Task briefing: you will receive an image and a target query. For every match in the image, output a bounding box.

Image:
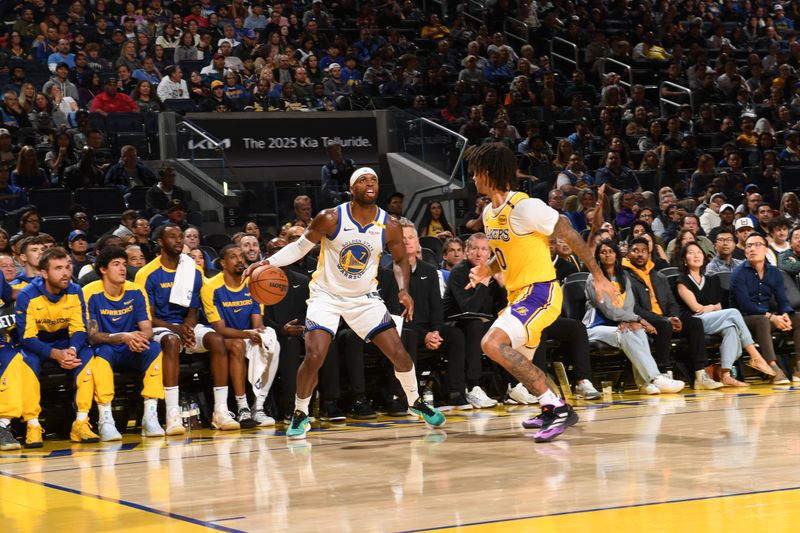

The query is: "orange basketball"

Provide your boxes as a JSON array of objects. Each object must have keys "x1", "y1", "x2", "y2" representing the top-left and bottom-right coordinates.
[{"x1": 249, "y1": 265, "x2": 289, "y2": 305}]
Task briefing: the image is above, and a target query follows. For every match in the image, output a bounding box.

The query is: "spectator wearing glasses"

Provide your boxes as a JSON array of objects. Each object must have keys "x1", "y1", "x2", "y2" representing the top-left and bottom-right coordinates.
[
  {"x1": 730, "y1": 232, "x2": 800, "y2": 384},
  {"x1": 706, "y1": 229, "x2": 743, "y2": 275}
]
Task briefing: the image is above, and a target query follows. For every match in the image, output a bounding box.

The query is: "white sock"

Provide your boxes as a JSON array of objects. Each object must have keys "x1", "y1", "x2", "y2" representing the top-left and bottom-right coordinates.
[
  {"x1": 295, "y1": 395, "x2": 311, "y2": 415},
  {"x1": 235, "y1": 395, "x2": 248, "y2": 410},
  {"x1": 254, "y1": 392, "x2": 268, "y2": 410},
  {"x1": 213, "y1": 386, "x2": 229, "y2": 410},
  {"x1": 165, "y1": 386, "x2": 179, "y2": 410},
  {"x1": 0, "y1": 418, "x2": 9, "y2": 428},
  {"x1": 98, "y1": 403, "x2": 113, "y2": 423},
  {"x1": 144, "y1": 398, "x2": 158, "y2": 417},
  {"x1": 27, "y1": 419, "x2": 40, "y2": 427},
  {"x1": 76, "y1": 412, "x2": 88, "y2": 421},
  {"x1": 537, "y1": 389, "x2": 563, "y2": 408},
  {"x1": 395, "y1": 366, "x2": 419, "y2": 405}
]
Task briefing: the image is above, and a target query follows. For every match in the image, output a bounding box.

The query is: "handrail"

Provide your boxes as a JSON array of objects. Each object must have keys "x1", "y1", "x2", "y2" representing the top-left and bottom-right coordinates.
[
  {"x1": 600, "y1": 57, "x2": 633, "y2": 90},
  {"x1": 503, "y1": 17, "x2": 530, "y2": 47},
  {"x1": 550, "y1": 37, "x2": 580, "y2": 72},
  {"x1": 659, "y1": 81, "x2": 693, "y2": 115},
  {"x1": 175, "y1": 118, "x2": 236, "y2": 193},
  {"x1": 404, "y1": 117, "x2": 468, "y2": 217},
  {"x1": 176, "y1": 119, "x2": 225, "y2": 151}
]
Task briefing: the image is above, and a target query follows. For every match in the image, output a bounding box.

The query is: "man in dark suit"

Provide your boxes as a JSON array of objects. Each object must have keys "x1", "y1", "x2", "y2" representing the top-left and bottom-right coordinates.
[
  {"x1": 443, "y1": 232, "x2": 526, "y2": 404},
  {"x1": 399, "y1": 221, "x2": 471, "y2": 408}
]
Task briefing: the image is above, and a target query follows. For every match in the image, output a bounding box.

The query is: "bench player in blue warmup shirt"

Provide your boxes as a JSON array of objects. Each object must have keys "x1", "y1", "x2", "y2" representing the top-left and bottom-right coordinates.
[
  {"x1": 135, "y1": 225, "x2": 237, "y2": 435},
  {"x1": 83, "y1": 247, "x2": 165, "y2": 441},
  {"x1": 202, "y1": 244, "x2": 279, "y2": 428},
  {"x1": 15, "y1": 247, "x2": 99, "y2": 446}
]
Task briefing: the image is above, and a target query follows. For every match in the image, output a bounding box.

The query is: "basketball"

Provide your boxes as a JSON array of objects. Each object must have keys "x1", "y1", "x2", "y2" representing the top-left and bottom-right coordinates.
[{"x1": 248, "y1": 265, "x2": 289, "y2": 305}]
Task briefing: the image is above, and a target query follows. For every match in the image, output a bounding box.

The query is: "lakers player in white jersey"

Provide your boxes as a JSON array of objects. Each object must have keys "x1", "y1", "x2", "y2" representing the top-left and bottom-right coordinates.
[
  {"x1": 245, "y1": 168, "x2": 445, "y2": 439},
  {"x1": 465, "y1": 143, "x2": 618, "y2": 442}
]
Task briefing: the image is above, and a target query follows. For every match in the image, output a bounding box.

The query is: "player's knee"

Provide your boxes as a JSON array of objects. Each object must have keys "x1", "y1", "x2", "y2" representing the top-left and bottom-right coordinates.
[
  {"x1": 161, "y1": 335, "x2": 182, "y2": 356},
  {"x1": 205, "y1": 332, "x2": 225, "y2": 352},
  {"x1": 480, "y1": 335, "x2": 498, "y2": 359},
  {"x1": 228, "y1": 339, "x2": 246, "y2": 357},
  {"x1": 302, "y1": 350, "x2": 326, "y2": 371}
]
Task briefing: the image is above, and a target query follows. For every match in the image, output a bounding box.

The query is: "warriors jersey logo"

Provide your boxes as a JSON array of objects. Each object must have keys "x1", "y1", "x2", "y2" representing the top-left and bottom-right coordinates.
[{"x1": 338, "y1": 242, "x2": 372, "y2": 278}]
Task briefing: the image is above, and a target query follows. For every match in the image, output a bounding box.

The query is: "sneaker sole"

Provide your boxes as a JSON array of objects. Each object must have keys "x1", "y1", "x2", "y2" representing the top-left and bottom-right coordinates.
[
  {"x1": 212, "y1": 423, "x2": 241, "y2": 431},
  {"x1": 24, "y1": 441, "x2": 43, "y2": 449},
  {"x1": 100, "y1": 434, "x2": 122, "y2": 442},
  {"x1": 165, "y1": 426, "x2": 187, "y2": 436},
  {"x1": 71, "y1": 436, "x2": 100, "y2": 443},
  {"x1": 141, "y1": 431, "x2": 166, "y2": 438},
  {"x1": 239, "y1": 420, "x2": 258, "y2": 429},
  {"x1": 1, "y1": 443, "x2": 22, "y2": 451}
]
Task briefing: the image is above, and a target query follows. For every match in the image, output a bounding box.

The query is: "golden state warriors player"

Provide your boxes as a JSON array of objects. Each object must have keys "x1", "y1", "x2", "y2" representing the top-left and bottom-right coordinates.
[
  {"x1": 245, "y1": 167, "x2": 445, "y2": 439},
  {"x1": 465, "y1": 144, "x2": 618, "y2": 442}
]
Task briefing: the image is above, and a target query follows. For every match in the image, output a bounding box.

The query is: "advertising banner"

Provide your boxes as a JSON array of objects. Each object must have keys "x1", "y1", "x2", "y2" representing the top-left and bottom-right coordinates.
[{"x1": 185, "y1": 113, "x2": 380, "y2": 167}]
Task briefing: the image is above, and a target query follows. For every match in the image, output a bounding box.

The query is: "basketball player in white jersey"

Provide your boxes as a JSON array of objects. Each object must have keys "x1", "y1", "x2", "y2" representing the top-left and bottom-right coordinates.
[{"x1": 245, "y1": 168, "x2": 445, "y2": 439}]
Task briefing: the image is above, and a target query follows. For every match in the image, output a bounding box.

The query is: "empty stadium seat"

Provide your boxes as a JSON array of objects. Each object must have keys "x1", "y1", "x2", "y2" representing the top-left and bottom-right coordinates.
[
  {"x1": 74, "y1": 187, "x2": 126, "y2": 216},
  {"x1": 29, "y1": 188, "x2": 73, "y2": 216},
  {"x1": 41, "y1": 216, "x2": 73, "y2": 243}
]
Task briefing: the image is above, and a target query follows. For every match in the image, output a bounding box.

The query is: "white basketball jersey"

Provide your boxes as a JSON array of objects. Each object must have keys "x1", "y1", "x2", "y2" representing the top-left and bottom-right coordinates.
[{"x1": 311, "y1": 203, "x2": 388, "y2": 298}]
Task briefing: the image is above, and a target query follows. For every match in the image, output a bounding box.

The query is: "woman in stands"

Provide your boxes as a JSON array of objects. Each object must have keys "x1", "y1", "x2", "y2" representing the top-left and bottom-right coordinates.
[
  {"x1": 6, "y1": 31, "x2": 32, "y2": 61},
  {"x1": 132, "y1": 80, "x2": 162, "y2": 113},
  {"x1": 156, "y1": 23, "x2": 180, "y2": 50},
  {"x1": 152, "y1": 45, "x2": 172, "y2": 73},
  {"x1": 669, "y1": 229, "x2": 697, "y2": 266},
  {"x1": 639, "y1": 150, "x2": 661, "y2": 170},
  {"x1": 418, "y1": 200, "x2": 455, "y2": 240},
  {"x1": 188, "y1": 71, "x2": 208, "y2": 102},
  {"x1": 11, "y1": 146, "x2": 49, "y2": 190},
  {"x1": 625, "y1": 106, "x2": 649, "y2": 137},
  {"x1": 116, "y1": 40, "x2": 141, "y2": 71},
  {"x1": 78, "y1": 72, "x2": 104, "y2": 109},
  {"x1": 675, "y1": 242, "x2": 774, "y2": 386},
  {"x1": 17, "y1": 83, "x2": 37, "y2": 113},
  {"x1": 552, "y1": 140, "x2": 574, "y2": 172},
  {"x1": 689, "y1": 153, "x2": 718, "y2": 197},
  {"x1": 44, "y1": 132, "x2": 77, "y2": 186},
  {"x1": 174, "y1": 31, "x2": 200, "y2": 63},
  {"x1": 780, "y1": 192, "x2": 800, "y2": 226},
  {"x1": 693, "y1": 103, "x2": 719, "y2": 134},
  {"x1": 583, "y1": 240, "x2": 684, "y2": 395},
  {"x1": 304, "y1": 55, "x2": 324, "y2": 84},
  {"x1": 638, "y1": 119, "x2": 663, "y2": 151},
  {"x1": 0, "y1": 229, "x2": 11, "y2": 255}
]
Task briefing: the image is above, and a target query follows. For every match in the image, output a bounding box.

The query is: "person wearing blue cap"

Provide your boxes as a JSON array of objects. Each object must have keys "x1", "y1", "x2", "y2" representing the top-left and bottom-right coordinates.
[{"x1": 67, "y1": 230, "x2": 93, "y2": 282}]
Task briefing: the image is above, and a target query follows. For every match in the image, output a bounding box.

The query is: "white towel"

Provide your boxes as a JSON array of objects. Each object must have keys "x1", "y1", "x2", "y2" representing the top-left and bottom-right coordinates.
[
  {"x1": 245, "y1": 328, "x2": 281, "y2": 394},
  {"x1": 169, "y1": 254, "x2": 196, "y2": 308}
]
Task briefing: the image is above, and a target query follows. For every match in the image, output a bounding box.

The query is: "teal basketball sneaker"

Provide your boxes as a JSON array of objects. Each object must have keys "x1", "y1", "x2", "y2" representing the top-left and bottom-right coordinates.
[
  {"x1": 286, "y1": 410, "x2": 311, "y2": 439},
  {"x1": 409, "y1": 398, "x2": 446, "y2": 427}
]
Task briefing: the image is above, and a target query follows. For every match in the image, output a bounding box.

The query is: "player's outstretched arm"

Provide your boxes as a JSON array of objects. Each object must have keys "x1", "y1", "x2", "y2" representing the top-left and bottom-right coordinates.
[
  {"x1": 551, "y1": 215, "x2": 620, "y2": 305},
  {"x1": 244, "y1": 208, "x2": 338, "y2": 277},
  {"x1": 385, "y1": 216, "x2": 414, "y2": 321}
]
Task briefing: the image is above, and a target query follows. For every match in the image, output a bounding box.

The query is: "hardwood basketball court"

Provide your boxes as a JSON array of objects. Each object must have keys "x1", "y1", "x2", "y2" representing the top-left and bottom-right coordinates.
[{"x1": 2, "y1": 385, "x2": 800, "y2": 532}]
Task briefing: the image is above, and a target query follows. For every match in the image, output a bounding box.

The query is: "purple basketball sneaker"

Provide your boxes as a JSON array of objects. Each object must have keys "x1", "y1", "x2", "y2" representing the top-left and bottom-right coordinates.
[{"x1": 533, "y1": 403, "x2": 579, "y2": 442}]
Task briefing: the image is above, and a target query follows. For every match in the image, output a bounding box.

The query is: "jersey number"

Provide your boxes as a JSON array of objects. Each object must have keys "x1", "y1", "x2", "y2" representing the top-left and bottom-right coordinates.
[{"x1": 493, "y1": 248, "x2": 507, "y2": 269}]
